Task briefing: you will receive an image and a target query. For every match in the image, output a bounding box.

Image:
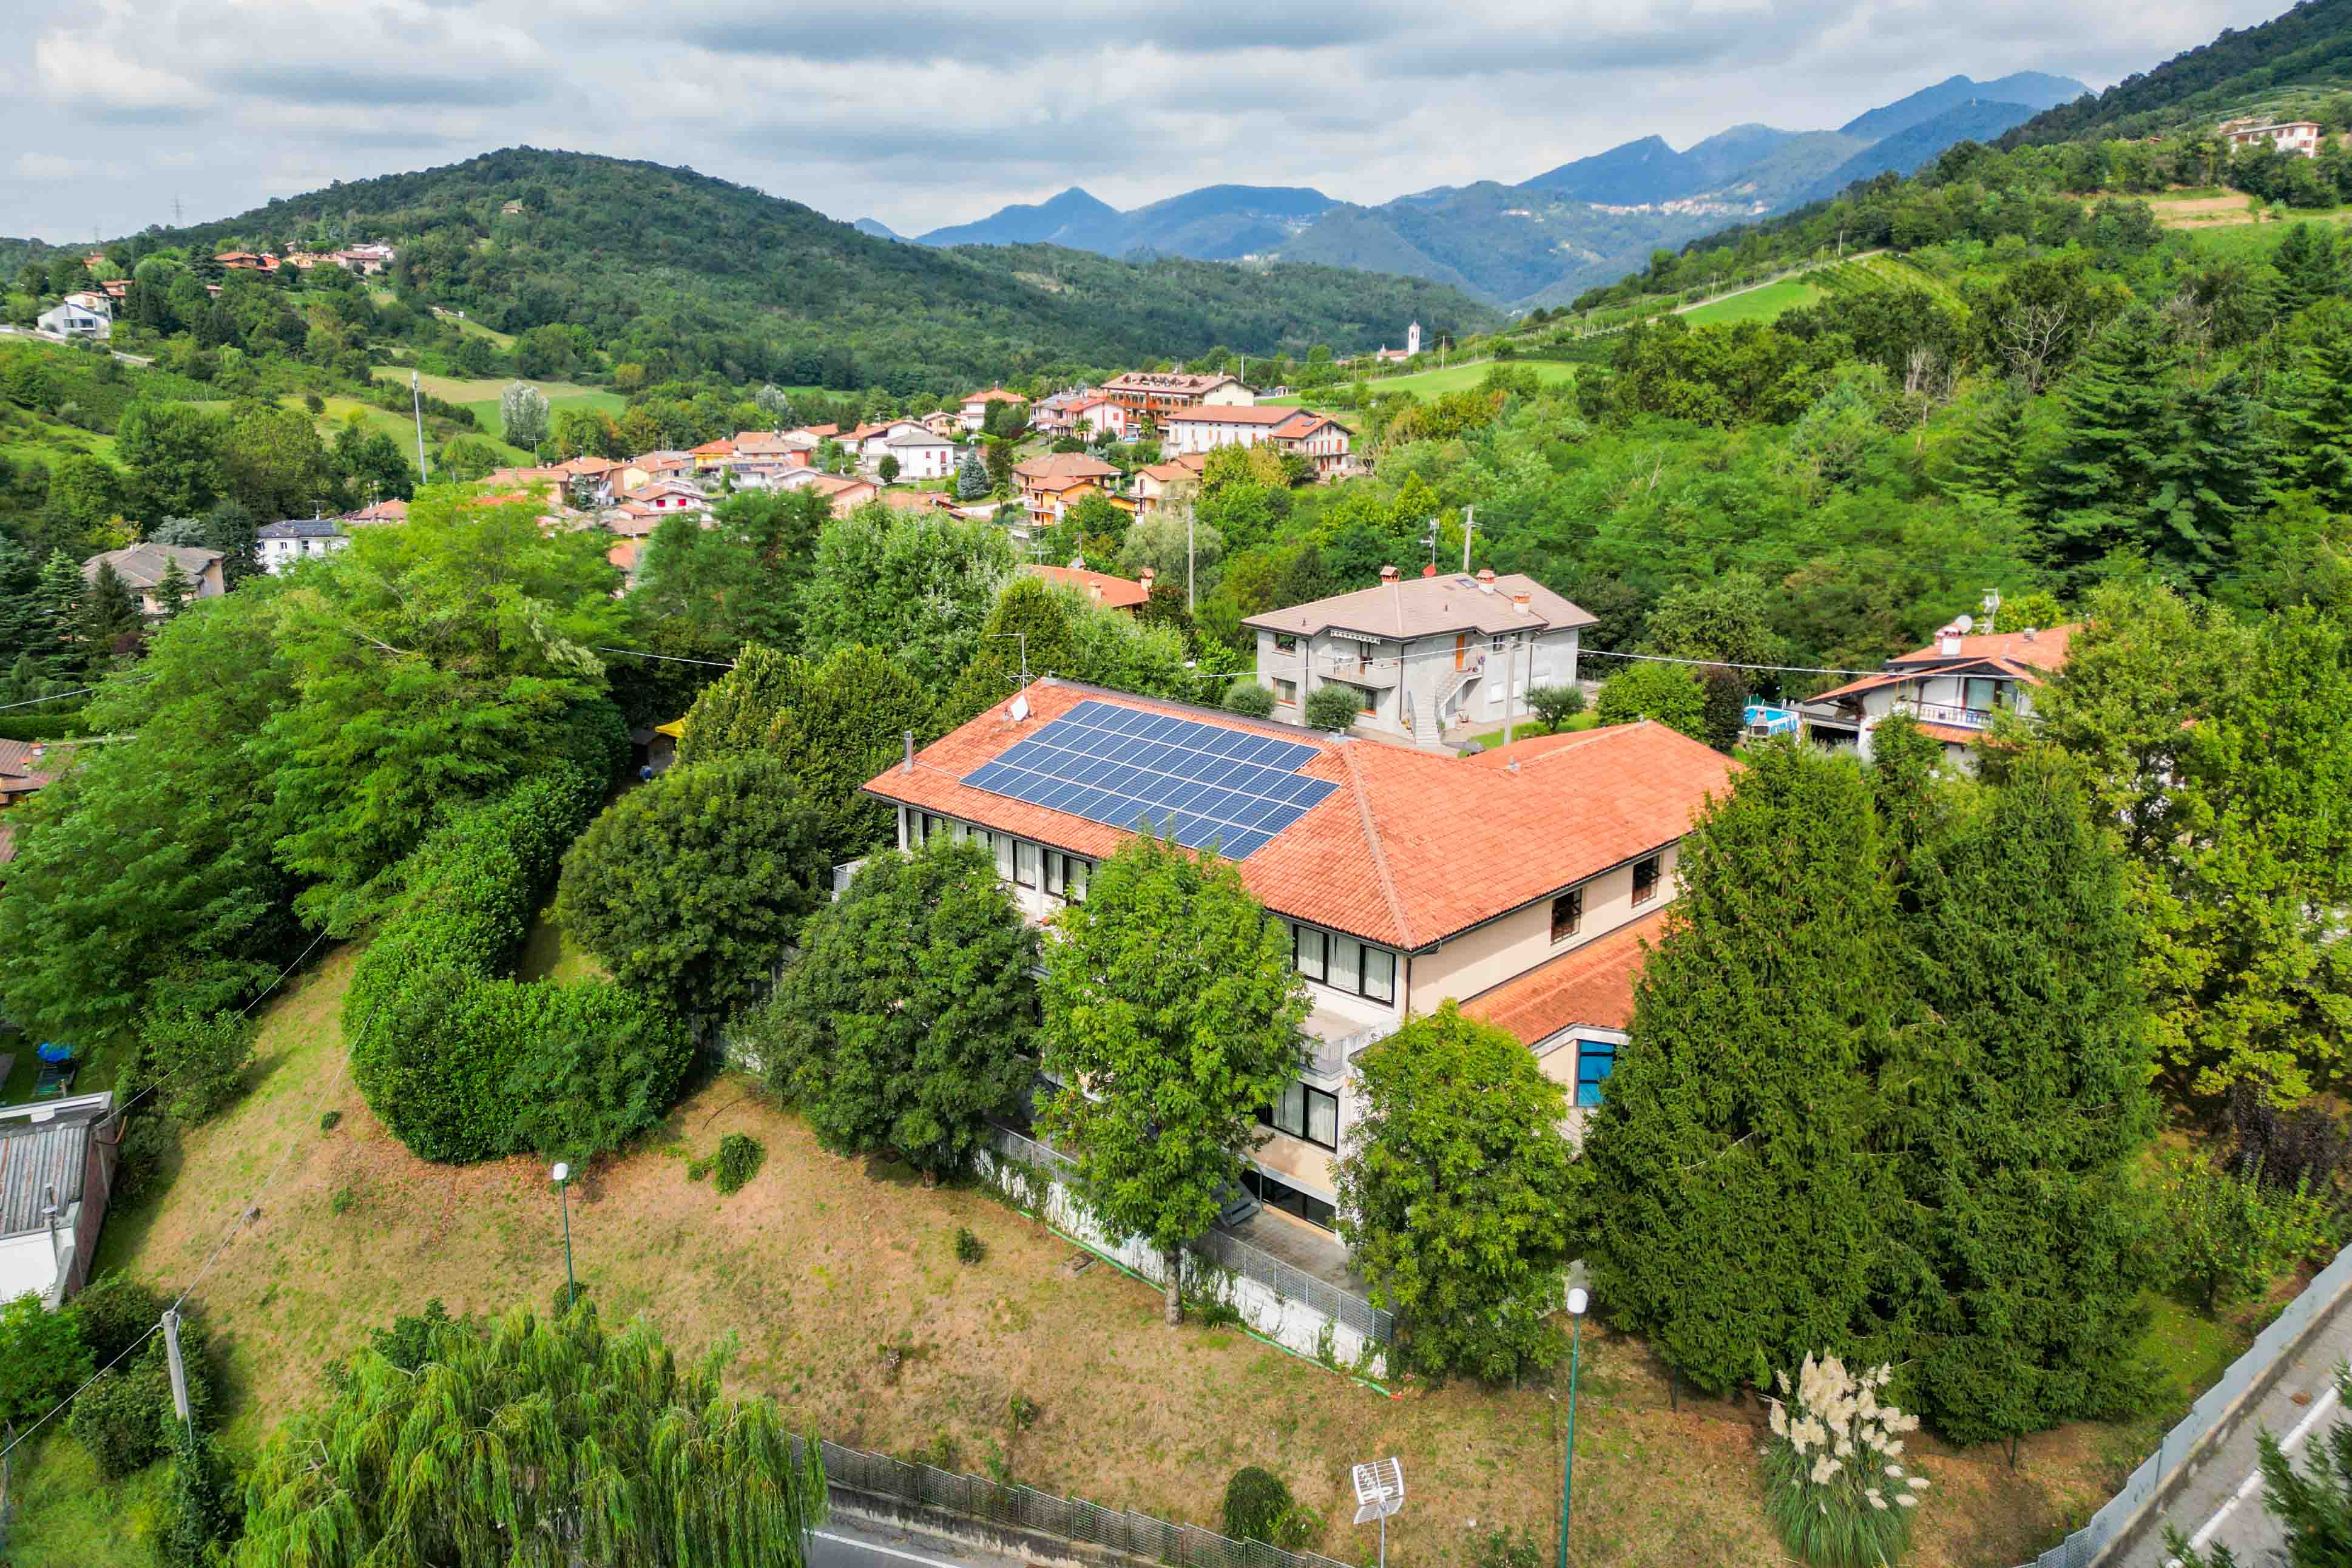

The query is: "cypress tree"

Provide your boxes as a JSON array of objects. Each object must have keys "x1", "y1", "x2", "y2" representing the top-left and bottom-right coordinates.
[
  {"x1": 1890, "y1": 749, "x2": 2158, "y2": 1455},
  {"x1": 2030, "y1": 308, "x2": 2180, "y2": 583},
  {"x1": 1579, "y1": 739, "x2": 1905, "y2": 1396}
]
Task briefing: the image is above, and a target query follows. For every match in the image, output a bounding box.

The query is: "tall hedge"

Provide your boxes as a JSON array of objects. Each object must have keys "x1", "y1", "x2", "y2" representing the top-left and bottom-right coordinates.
[{"x1": 346, "y1": 763, "x2": 692, "y2": 1164}]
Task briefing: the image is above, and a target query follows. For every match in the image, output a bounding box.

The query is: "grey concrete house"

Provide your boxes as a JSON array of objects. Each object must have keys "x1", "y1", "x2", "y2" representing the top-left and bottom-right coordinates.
[{"x1": 1245, "y1": 567, "x2": 1596, "y2": 746}]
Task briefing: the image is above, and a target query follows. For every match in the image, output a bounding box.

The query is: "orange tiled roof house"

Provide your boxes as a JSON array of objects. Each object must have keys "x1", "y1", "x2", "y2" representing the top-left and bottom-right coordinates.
[
  {"x1": 1799, "y1": 621, "x2": 2080, "y2": 771},
  {"x1": 859, "y1": 677, "x2": 1734, "y2": 1230}
]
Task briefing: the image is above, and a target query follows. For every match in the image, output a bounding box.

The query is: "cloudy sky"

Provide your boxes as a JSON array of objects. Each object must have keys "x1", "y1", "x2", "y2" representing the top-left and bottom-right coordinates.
[{"x1": 1, "y1": 0, "x2": 2297, "y2": 243}]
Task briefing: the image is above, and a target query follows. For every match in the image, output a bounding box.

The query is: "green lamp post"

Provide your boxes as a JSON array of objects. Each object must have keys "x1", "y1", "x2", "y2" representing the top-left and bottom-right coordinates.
[
  {"x1": 552, "y1": 1161, "x2": 578, "y2": 1312},
  {"x1": 1558, "y1": 1285, "x2": 1589, "y2": 1568}
]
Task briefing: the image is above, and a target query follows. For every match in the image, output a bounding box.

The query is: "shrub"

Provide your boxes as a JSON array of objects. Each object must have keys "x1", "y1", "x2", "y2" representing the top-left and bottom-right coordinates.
[
  {"x1": 2231, "y1": 1083, "x2": 2352, "y2": 1197},
  {"x1": 1222, "y1": 1467, "x2": 1294, "y2": 1545},
  {"x1": 1472, "y1": 1526, "x2": 1546, "y2": 1568},
  {"x1": 319, "y1": 1109, "x2": 342, "y2": 1131},
  {"x1": 72, "y1": 1327, "x2": 213, "y2": 1479},
  {"x1": 713, "y1": 1133, "x2": 765, "y2": 1195},
  {"x1": 158, "y1": 1421, "x2": 237, "y2": 1568},
  {"x1": 113, "y1": 1114, "x2": 180, "y2": 1204},
  {"x1": 348, "y1": 768, "x2": 694, "y2": 1164},
  {"x1": 75, "y1": 1272, "x2": 166, "y2": 1366},
  {"x1": 1222, "y1": 680, "x2": 1277, "y2": 718},
  {"x1": 1302, "y1": 684, "x2": 1360, "y2": 732},
  {"x1": 1008, "y1": 1393, "x2": 1039, "y2": 1430},
  {"x1": 955, "y1": 1226, "x2": 985, "y2": 1264},
  {"x1": 1760, "y1": 1354, "x2": 1927, "y2": 1567},
  {"x1": 2158, "y1": 1149, "x2": 2333, "y2": 1313},
  {"x1": 0, "y1": 1289, "x2": 93, "y2": 1427},
  {"x1": 370, "y1": 1299, "x2": 454, "y2": 1373},
  {"x1": 1593, "y1": 660, "x2": 1708, "y2": 742},
  {"x1": 140, "y1": 1006, "x2": 254, "y2": 1123},
  {"x1": 331, "y1": 1188, "x2": 355, "y2": 1215},
  {"x1": 1527, "y1": 683, "x2": 1584, "y2": 731}
]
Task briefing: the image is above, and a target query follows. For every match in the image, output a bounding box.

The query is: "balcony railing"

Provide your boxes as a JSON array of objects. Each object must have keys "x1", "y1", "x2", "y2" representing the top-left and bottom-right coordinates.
[
  {"x1": 1896, "y1": 700, "x2": 1996, "y2": 731},
  {"x1": 1318, "y1": 655, "x2": 1399, "y2": 689},
  {"x1": 1303, "y1": 1019, "x2": 1395, "y2": 1081}
]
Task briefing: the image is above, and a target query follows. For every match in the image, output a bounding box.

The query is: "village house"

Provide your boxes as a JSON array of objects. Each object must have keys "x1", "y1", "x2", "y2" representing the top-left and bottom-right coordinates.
[
  {"x1": 862, "y1": 680, "x2": 1733, "y2": 1228},
  {"x1": 1799, "y1": 621, "x2": 2080, "y2": 769},
  {"x1": 1024, "y1": 563, "x2": 1154, "y2": 612},
  {"x1": 689, "y1": 437, "x2": 737, "y2": 478},
  {"x1": 773, "y1": 470, "x2": 880, "y2": 515},
  {"x1": 917, "y1": 410, "x2": 960, "y2": 439},
  {"x1": 1029, "y1": 389, "x2": 1090, "y2": 436},
  {"x1": 882, "y1": 424, "x2": 956, "y2": 481},
  {"x1": 959, "y1": 387, "x2": 1027, "y2": 431},
  {"x1": 1012, "y1": 451, "x2": 1124, "y2": 528},
  {"x1": 1161, "y1": 405, "x2": 1353, "y2": 474},
  {"x1": 36, "y1": 292, "x2": 110, "y2": 341},
  {"x1": 1098, "y1": 371, "x2": 1254, "y2": 424},
  {"x1": 342, "y1": 498, "x2": 410, "y2": 527},
  {"x1": 2222, "y1": 118, "x2": 2322, "y2": 157},
  {"x1": 0, "y1": 736, "x2": 70, "y2": 867},
  {"x1": 256, "y1": 517, "x2": 351, "y2": 573},
  {"x1": 81, "y1": 544, "x2": 226, "y2": 617},
  {"x1": 1246, "y1": 567, "x2": 1595, "y2": 748},
  {"x1": 1130, "y1": 454, "x2": 1205, "y2": 516},
  {"x1": 0, "y1": 1092, "x2": 122, "y2": 1307},
  {"x1": 614, "y1": 451, "x2": 695, "y2": 490},
  {"x1": 1067, "y1": 394, "x2": 1131, "y2": 441}
]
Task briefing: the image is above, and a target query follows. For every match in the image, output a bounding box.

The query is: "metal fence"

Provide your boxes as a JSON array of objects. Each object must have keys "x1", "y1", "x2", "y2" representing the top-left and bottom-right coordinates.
[
  {"x1": 985, "y1": 1127, "x2": 1395, "y2": 1346},
  {"x1": 2010, "y1": 1240, "x2": 2352, "y2": 1568},
  {"x1": 819, "y1": 1438, "x2": 1356, "y2": 1568}
]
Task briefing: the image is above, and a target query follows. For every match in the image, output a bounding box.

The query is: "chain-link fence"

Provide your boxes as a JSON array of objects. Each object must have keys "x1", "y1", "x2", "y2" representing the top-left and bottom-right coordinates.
[
  {"x1": 2008, "y1": 1240, "x2": 2352, "y2": 1568},
  {"x1": 986, "y1": 1126, "x2": 1394, "y2": 1346},
  {"x1": 819, "y1": 1438, "x2": 1356, "y2": 1568}
]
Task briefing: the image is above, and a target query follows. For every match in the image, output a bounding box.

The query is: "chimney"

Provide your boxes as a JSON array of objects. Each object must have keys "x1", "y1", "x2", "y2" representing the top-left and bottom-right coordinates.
[
  {"x1": 1513, "y1": 591, "x2": 1532, "y2": 615},
  {"x1": 1378, "y1": 565, "x2": 1399, "y2": 583},
  {"x1": 1476, "y1": 568, "x2": 1498, "y2": 593},
  {"x1": 2022, "y1": 626, "x2": 2037, "y2": 642},
  {"x1": 902, "y1": 730, "x2": 915, "y2": 773},
  {"x1": 1939, "y1": 633, "x2": 1962, "y2": 657},
  {"x1": 1138, "y1": 566, "x2": 1155, "y2": 591}
]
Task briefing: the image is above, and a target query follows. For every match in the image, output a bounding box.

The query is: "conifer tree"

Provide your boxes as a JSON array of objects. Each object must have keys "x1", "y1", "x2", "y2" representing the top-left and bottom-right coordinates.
[
  {"x1": 2276, "y1": 303, "x2": 2352, "y2": 512},
  {"x1": 1578, "y1": 740, "x2": 1905, "y2": 1394},
  {"x1": 78, "y1": 563, "x2": 142, "y2": 672},
  {"x1": 674, "y1": 641, "x2": 796, "y2": 766},
  {"x1": 33, "y1": 549, "x2": 85, "y2": 679},
  {"x1": 2152, "y1": 372, "x2": 2273, "y2": 584},
  {"x1": 2030, "y1": 307, "x2": 2181, "y2": 583},
  {"x1": 1890, "y1": 748, "x2": 2159, "y2": 1455},
  {"x1": 956, "y1": 447, "x2": 989, "y2": 501},
  {"x1": 151, "y1": 554, "x2": 195, "y2": 620},
  {"x1": 0, "y1": 538, "x2": 44, "y2": 667},
  {"x1": 2274, "y1": 221, "x2": 2348, "y2": 318},
  {"x1": 1944, "y1": 385, "x2": 2028, "y2": 505}
]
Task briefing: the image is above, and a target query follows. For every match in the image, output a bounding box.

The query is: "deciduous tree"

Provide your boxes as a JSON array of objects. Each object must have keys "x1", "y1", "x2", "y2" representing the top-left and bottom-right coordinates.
[{"x1": 1040, "y1": 833, "x2": 1309, "y2": 1326}]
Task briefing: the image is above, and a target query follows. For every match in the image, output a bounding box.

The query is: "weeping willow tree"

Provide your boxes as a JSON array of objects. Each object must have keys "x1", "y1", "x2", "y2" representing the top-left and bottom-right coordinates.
[{"x1": 234, "y1": 1303, "x2": 827, "y2": 1568}]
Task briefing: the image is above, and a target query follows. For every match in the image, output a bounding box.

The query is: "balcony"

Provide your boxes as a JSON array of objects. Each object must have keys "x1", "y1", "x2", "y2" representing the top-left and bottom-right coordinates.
[
  {"x1": 1318, "y1": 654, "x2": 1399, "y2": 689},
  {"x1": 1302, "y1": 1009, "x2": 1395, "y2": 1081},
  {"x1": 1894, "y1": 700, "x2": 1996, "y2": 731}
]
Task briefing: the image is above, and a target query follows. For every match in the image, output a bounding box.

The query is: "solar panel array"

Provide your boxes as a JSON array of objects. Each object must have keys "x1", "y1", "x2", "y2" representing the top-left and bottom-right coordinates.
[{"x1": 959, "y1": 698, "x2": 1336, "y2": 859}]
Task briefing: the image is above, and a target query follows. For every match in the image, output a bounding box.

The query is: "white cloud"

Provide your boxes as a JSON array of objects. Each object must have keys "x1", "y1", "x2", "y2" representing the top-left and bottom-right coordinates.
[{"x1": 0, "y1": 0, "x2": 2304, "y2": 243}]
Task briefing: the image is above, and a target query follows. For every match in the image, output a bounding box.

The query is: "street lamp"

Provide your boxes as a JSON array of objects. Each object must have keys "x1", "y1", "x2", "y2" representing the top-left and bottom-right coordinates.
[
  {"x1": 1558, "y1": 1286, "x2": 1589, "y2": 1568},
  {"x1": 551, "y1": 1161, "x2": 577, "y2": 1313}
]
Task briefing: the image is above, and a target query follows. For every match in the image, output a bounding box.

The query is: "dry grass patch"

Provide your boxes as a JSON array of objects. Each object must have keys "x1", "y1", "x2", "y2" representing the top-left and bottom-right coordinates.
[{"x1": 97, "y1": 945, "x2": 2124, "y2": 1567}]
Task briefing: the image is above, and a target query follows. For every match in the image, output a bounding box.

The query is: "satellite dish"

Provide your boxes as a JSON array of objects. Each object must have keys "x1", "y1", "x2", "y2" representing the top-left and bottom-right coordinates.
[
  {"x1": 1008, "y1": 694, "x2": 1030, "y2": 722},
  {"x1": 1954, "y1": 614, "x2": 1975, "y2": 634}
]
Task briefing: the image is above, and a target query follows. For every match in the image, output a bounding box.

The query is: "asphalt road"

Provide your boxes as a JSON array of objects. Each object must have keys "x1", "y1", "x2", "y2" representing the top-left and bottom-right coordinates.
[
  {"x1": 2118, "y1": 1286, "x2": 2352, "y2": 1568},
  {"x1": 810, "y1": 1516, "x2": 1038, "y2": 1568}
]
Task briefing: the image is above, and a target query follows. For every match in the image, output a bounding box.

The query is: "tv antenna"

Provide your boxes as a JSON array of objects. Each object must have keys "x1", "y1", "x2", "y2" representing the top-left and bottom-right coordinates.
[{"x1": 1351, "y1": 1458, "x2": 1405, "y2": 1568}]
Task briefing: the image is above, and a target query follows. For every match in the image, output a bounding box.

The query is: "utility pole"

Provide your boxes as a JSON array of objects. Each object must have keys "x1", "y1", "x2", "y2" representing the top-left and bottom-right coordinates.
[
  {"x1": 162, "y1": 1308, "x2": 193, "y2": 1430},
  {"x1": 411, "y1": 371, "x2": 430, "y2": 482},
  {"x1": 1186, "y1": 508, "x2": 1197, "y2": 612},
  {"x1": 1461, "y1": 505, "x2": 1475, "y2": 573}
]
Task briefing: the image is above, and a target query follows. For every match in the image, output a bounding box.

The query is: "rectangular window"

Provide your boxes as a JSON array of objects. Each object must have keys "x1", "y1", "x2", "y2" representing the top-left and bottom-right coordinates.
[
  {"x1": 1964, "y1": 676, "x2": 2001, "y2": 712},
  {"x1": 1045, "y1": 851, "x2": 1066, "y2": 896},
  {"x1": 1360, "y1": 946, "x2": 1396, "y2": 1004},
  {"x1": 1241, "y1": 1168, "x2": 1336, "y2": 1229},
  {"x1": 1632, "y1": 855, "x2": 1660, "y2": 907},
  {"x1": 1258, "y1": 1082, "x2": 1339, "y2": 1151},
  {"x1": 1552, "y1": 888, "x2": 1584, "y2": 942},
  {"x1": 1272, "y1": 678, "x2": 1297, "y2": 705},
  {"x1": 1015, "y1": 840, "x2": 1041, "y2": 888},
  {"x1": 1328, "y1": 934, "x2": 1362, "y2": 994},
  {"x1": 994, "y1": 834, "x2": 1015, "y2": 881},
  {"x1": 1067, "y1": 857, "x2": 1089, "y2": 902},
  {"x1": 1273, "y1": 633, "x2": 1298, "y2": 654},
  {"x1": 1293, "y1": 924, "x2": 1326, "y2": 982},
  {"x1": 1575, "y1": 1038, "x2": 1617, "y2": 1109}
]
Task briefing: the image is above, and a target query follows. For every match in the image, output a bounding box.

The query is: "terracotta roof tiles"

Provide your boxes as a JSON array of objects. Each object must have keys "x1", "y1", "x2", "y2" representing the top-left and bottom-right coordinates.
[{"x1": 1461, "y1": 908, "x2": 1665, "y2": 1046}]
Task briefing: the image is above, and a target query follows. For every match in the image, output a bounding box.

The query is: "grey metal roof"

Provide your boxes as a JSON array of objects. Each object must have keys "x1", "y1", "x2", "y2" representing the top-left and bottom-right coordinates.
[{"x1": 0, "y1": 1095, "x2": 109, "y2": 1239}]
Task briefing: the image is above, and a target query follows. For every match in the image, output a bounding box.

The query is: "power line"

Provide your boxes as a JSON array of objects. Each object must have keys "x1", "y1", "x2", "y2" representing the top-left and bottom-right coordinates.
[
  {"x1": 105, "y1": 928, "x2": 334, "y2": 1128},
  {"x1": 589, "y1": 645, "x2": 738, "y2": 669}
]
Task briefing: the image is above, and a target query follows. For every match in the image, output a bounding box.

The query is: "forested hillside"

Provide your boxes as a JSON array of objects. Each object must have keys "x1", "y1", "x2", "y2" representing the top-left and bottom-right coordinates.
[
  {"x1": 2010, "y1": 0, "x2": 2352, "y2": 142},
  {"x1": 104, "y1": 149, "x2": 1496, "y2": 390}
]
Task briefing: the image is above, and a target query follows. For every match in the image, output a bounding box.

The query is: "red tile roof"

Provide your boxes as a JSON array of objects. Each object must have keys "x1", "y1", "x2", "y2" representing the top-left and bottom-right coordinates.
[
  {"x1": 1811, "y1": 623, "x2": 2081, "y2": 704},
  {"x1": 961, "y1": 387, "x2": 1026, "y2": 405},
  {"x1": 1025, "y1": 564, "x2": 1150, "y2": 610},
  {"x1": 1013, "y1": 451, "x2": 1121, "y2": 482},
  {"x1": 863, "y1": 680, "x2": 1735, "y2": 950},
  {"x1": 1163, "y1": 403, "x2": 1318, "y2": 427},
  {"x1": 1461, "y1": 908, "x2": 1665, "y2": 1045}
]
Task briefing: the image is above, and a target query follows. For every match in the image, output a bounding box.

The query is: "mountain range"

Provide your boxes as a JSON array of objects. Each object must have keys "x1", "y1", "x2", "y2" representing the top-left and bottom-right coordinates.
[{"x1": 911, "y1": 70, "x2": 2088, "y2": 308}]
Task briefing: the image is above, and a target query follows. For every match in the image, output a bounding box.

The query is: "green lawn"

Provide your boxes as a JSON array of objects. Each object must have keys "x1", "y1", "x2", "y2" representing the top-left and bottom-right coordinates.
[
  {"x1": 1677, "y1": 278, "x2": 1823, "y2": 328},
  {"x1": 369, "y1": 368, "x2": 627, "y2": 444},
  {"x1": 1269, "y1": 359, "x2": 1576, "y2": 407},
  {"x1": 1457, "y1": 709, "x2": 1602, "y2": 751}
]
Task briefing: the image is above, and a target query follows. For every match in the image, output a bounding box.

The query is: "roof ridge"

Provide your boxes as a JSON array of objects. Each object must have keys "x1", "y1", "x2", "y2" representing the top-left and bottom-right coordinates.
[{"x1": 1341, "y1": 743, "x2": 1414, "y2": 949}]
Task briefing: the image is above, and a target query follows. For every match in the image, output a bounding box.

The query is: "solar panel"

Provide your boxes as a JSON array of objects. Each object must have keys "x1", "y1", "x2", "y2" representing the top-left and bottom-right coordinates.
[{"x1": 957, "y1": 698, "x2": 1335, "y2": 859}]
